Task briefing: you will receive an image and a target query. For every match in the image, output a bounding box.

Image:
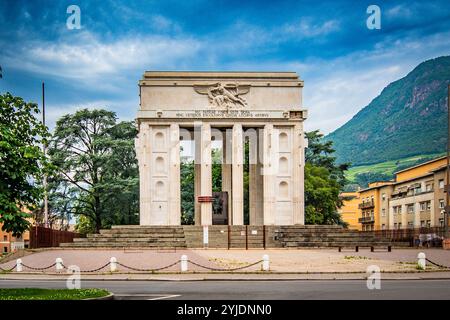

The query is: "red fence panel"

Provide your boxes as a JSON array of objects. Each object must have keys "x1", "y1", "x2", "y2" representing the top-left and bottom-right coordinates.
[{"x1": 29, "y1": 226, "x2": 83, "y2": 248}]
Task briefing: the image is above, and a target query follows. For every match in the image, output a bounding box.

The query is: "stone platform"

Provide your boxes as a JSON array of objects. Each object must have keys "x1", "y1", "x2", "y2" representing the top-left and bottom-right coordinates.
[{"x1": 60, "y1": 225, "x2": 410, "y2": 249}]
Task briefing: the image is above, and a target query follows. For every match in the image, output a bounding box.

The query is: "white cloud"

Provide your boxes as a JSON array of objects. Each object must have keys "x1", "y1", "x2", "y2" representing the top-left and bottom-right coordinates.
[
  {"x1": 283, "y1": 19, "x2": 340, "y2": 38},
  {"x1": 2, "y1": 31, "x2": 202, "y2": 91}
]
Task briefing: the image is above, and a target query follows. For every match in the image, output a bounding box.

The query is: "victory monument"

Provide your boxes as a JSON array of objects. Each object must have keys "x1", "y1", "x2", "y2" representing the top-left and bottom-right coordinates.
[{"x1": 136, "y1": 71, "x2": 308, "y2": 226}]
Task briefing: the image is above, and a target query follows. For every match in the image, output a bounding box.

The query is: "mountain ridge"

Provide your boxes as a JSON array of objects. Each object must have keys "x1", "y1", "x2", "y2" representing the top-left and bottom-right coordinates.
[{"x1": 326, "y1": 55, "x2": 450, "y2": 166}]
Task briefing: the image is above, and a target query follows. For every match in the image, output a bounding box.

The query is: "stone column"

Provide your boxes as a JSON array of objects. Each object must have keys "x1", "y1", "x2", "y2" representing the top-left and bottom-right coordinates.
[
  {"x1": 194, "y1": 130, "x2": 201, "y2": 225},
  {"x1": 249, "y1": 130, "x2": 257, "y2": 225},
  {"x1": 232, "y1": 124, "x2": 244, "y2": 225},
  {"x1": 414, "y1": 202, "x2": 421, "y2": 228},
  {"x1": 263, "y1": 124, "x2": 275, "y2": 225},
  {"x1": 292, "y1": 123, "x2": 304, "y2": 225},
  {"x1": 138, "y1": 123, "x2": 152, "y2": 225},
  {"x1": 388, "y1": 206, "x2": 394, "y2": 229},
  {"x1": 401, "y1": 204, "x2": 407, "y2": 229},
  {"x1": 429, "y1": 200, "x2": 435, "y2": 227},
  {"x1": 222, "y1": 129, "x2": 232, "y2": 224},
  {"x1": 200, "y1": 123, "x2": 212, "y2": 225},
  {"x1": 168, "y1": 124, "x2": 181, "y2": 225}
]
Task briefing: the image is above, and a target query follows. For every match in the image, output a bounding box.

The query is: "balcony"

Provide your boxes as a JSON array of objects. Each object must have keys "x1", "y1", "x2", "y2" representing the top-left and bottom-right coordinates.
[
  {"x1": 358, "y1": 200, "x2": 375, "y2": 209},
  {"x1": 359, "y1": 216, "x2": 375, "y2": 224}
]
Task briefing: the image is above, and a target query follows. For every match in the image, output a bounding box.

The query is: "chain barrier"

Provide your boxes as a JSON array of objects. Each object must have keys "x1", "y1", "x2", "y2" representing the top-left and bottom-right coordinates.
[
  {"x1": 188, "y1": 260, "x2": 263, "y2": 271},
  {"x1": 2, "y1": 258, "x2": 264, "y2": 273},
  {"x1": 62, "y1": 262, "x2": 111, "y2": 273},
  {"x1": 425, "y1": 258, "x2": 450, "y2": 269},
  {"x1": 116, "y1": 261, "x2": 180, "y2": 272},
  {"x1": 21, "y1": 262, "x2": 57, "y2": 271},
  {"x1": 0, "y1": 264, "x2": 17, "y2": 272}
]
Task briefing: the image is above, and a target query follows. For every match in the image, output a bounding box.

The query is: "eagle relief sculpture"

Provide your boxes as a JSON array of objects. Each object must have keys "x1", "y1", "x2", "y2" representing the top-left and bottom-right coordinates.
[{"x1": 194, "y1": 83, "x2": 250, "y2": 110}]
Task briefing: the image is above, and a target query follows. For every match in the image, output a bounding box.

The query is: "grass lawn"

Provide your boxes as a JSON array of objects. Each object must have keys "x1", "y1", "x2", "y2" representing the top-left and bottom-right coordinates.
[{"x1": 0, "y1": 288, "x2": 110, "y2": 300}]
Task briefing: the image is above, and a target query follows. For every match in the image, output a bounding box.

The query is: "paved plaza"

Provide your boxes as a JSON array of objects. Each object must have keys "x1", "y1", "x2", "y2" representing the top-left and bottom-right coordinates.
[{"x1": 1, "y1": 248, "x2": 449, "y2": 274}]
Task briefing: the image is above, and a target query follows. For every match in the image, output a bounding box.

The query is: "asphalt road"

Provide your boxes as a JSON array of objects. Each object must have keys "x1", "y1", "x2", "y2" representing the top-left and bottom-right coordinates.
[{"x1": 0, "y1": 279, "x2": 449, "y2": 300}]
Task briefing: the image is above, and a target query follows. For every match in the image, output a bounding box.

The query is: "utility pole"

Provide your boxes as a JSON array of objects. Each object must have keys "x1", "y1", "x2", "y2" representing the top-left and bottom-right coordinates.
[{"x1": 42, "y1": 82, "x2": 49, "y2": 228}]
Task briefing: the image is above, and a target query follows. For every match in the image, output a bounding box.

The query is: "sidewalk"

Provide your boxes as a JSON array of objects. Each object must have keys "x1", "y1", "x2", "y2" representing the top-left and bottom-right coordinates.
[
  {"x1": 1, "y1": 248, "x2": 449, "y2": 276},
  {"x1": 1, "y1": 271, "x2": 450, "y2": 281}
]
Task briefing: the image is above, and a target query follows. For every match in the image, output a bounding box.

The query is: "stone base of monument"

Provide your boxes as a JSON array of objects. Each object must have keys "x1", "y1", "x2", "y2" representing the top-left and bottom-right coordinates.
[{"x1": 60, "y1": 225, "x2": 408, "y2": 249}]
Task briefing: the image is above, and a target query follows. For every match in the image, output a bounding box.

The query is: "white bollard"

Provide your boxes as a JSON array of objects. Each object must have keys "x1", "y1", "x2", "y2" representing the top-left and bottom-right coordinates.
[
  {"x1": 16, "y1": 259, "x2": 23, "y2": 272},
  {"x1": 262, "y1": 254, "x2": 270, "y2": 271},
  {"x1": 181, "y1": 255, "x2": 188, "y2": 272},
  {"x1": 110, "y1": 257, "x2": 117, "y2": 272},
  {"x1": 55, "y1": 258, "x2": 64, "y2": 272},
  {"x1": 417, "y1": 252, "x2": 426, "y2": 270}
]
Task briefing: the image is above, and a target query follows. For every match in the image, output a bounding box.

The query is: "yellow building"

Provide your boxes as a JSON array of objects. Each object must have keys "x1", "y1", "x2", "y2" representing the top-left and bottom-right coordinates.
[
  {"x1": 0, "y1": 223, "x2": 30, "y2": 254},
  {"x1": 356, "y1": 156, "x2": 448, "y2": 230},
  {"x1": 358, "y1": 181, "x2": 394, "y2": 231},
  {"x1": 338, "y1": 192, "x2": 361, "y2": 230}
]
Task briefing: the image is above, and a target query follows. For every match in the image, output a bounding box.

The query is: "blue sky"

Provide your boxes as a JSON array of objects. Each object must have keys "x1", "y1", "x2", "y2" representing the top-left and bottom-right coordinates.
[{"x1": 1, "y1": 0, "x2": 449, "y2": 134}]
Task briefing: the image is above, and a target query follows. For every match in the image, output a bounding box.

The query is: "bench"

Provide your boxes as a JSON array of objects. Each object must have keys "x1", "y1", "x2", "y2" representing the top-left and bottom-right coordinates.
[{"x1": 338, "y1": 245, "x2": 391, "y2": 252}]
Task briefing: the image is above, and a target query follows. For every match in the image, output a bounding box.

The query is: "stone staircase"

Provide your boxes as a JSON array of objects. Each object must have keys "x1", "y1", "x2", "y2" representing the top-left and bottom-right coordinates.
[
  {"x1": 60, "y1": 226, "x2": 187, "y2": 249},
  {"x1": 60, "y1": 225, "x2": 410, "y2": 249},
  {"x1": 274, "y1": 225, "x2": 410, "y2": 248}
]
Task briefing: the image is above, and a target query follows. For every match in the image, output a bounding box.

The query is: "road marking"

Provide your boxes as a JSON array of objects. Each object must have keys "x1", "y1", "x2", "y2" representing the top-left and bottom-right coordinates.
[{"x1": 147, "y1": 294, "x2": 181, "y2": 300}]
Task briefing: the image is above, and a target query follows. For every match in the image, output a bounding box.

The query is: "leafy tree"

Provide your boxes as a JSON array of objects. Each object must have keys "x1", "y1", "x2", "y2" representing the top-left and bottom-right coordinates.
[
  {"x1": 48, "y1": 109, "x2": 138, "y2": 233},
  {"x1": 0, "y1": 93, "x2": 51, "y2": 236},
  {"x1": 354, "y1": 172, "x2": 392, "y2": 188},
  {"x1": 306, "y1": 130, "x2": 349, "y2": 188},
  {"x1": 180, "y1": 160, "x2": 195, "y2": 224},
  {"x1": 305, "y1": 130, "x2": 348, "y2": 226},
  {"x1": 304, "y1": 164, "x2": 344, "y2": 224}
]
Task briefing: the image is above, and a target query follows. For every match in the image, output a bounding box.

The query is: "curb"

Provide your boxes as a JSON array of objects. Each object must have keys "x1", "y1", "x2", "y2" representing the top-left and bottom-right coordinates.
[{"x1": 83, "y1": 293, "x2": 114, "y2": 300}]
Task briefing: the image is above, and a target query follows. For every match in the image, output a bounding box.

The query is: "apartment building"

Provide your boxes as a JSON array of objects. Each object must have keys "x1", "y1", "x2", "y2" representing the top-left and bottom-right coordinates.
[
  {"x1": 338, "y1": 192, "x2": 361, "y2": 230},
  {"x1": 358, "y1": 181, "x2": 394, "y2": 231},
  {"x1": 0, "y1": 223, "x2": 30, "y2": 254},
  {"x1": 352, "y1": 156, "x2": 448, "y2": 231}
]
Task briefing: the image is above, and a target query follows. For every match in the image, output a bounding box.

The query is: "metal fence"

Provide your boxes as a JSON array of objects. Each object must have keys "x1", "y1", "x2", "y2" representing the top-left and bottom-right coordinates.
[
  {"x1": 29, "y1": 226, "x2": 83, "y2": 248},
  {"x1": 361, "y1": 227, "x2": 446, "y2": 246}
]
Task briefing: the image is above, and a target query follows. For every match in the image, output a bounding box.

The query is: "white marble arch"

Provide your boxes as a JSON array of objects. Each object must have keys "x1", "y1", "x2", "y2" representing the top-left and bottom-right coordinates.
[{"x1": 136, "y1": 71, "x2": 307, "y2": 226}]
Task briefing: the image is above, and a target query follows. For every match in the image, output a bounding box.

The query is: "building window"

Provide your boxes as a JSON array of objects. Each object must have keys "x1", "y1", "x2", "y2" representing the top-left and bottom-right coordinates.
[
  {"x1": 398, "y1": 206, "x2": 402, "y2": 214},
  {"x1": 394, "y1": 223, "x2": 397, "y2": 229},
  {"x1": 420, "y1": 202, "x2": 426, "y2": 211},
  {"x1": 420, "y1": 220, "x2": 425, "y2": 227},
  {"x1": 381, "y1": 208, "x2": 386, "y2": 217},
  {"x1": 382, "y1": 224, "x2": 386, "y2": 230},
  {"x1": 407, "y1": 204, "x2": 414, "y2": 214},
  {"x1": 426, "y1": 220, "x2": 431, "y2": 227},
  {"x1": 440, "y1": 219, "x2": 444, "y2": 227},
  {"x1": 439, "y1": 179, "x2": 444, "y2": 189},
  {"x1": 440, "y1": 199, "x2": 445, "y2": 209},
  {"x1": 3, "y1": 247, "x2": 7, "y2": 253},
  {"x1": 3, "y1": 235, "x2": 7, "y2": 242},
  {"x1": 425, "y1": 184, "x2": 433, "y2": 192},
  {"x1": 427, "y1": 201, "x2": 431, "y2": 210},
  {"x1": 408, "y1": 222, "x2": 414, "y2": 228},
  {"x1": 382, "y1": 193, "x2": 386, "y2": 201},
  {"x1": 414, "y1": 185, "x2": 422, "y2": 194},
  {"x1": 398, "y1": 223, "x2": 402, "y2": 229}
]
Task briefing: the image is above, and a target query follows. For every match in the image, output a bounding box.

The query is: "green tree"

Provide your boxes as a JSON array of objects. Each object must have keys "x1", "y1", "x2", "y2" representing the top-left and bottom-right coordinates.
[
  {"x1": 180, "y1": 160, "x2": 195, "y2": 224},
  {"x1": 305, "y1": 130, "x2": 348, "y2": 226},
  {"x1": 306, "y1": 130, "x2": 349, "y2": 188},
  {"x1": 0, "y1": 93, "x2": 51, "y2": 236},
  {"x1": 48, "y1": 109, "x2": 138, "y2": 233}
]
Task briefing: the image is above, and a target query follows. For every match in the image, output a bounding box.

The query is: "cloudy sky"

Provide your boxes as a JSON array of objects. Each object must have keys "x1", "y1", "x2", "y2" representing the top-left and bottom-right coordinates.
[{"x1": 1, "y1": 0, "x2": 449, "y2": 134}]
